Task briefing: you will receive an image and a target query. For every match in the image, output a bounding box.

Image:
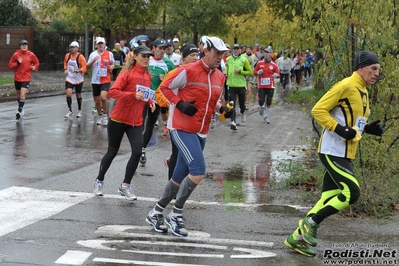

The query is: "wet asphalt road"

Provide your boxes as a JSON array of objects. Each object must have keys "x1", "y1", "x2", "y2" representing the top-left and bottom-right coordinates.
[{"x1": 0, "y1": 91, "x2": 398, "y2": 266}]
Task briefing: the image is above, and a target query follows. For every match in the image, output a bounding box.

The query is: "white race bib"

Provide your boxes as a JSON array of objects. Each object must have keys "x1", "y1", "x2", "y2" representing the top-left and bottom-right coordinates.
[
  {"x1": 115, "y1": 60, "x2": 121, "y2": 66},
  {"x1": 355, "y1": 116, "x2": 368, "y2": 135},
  {"x1": 260, "y1": 77, "x2": 271, "y2": 86},
  {"x1": 97, "y1": 68, "x2": 107, "y2": 77},
  {"x1": 136, "y1": 85, "x2": 155, "y2": 102}
]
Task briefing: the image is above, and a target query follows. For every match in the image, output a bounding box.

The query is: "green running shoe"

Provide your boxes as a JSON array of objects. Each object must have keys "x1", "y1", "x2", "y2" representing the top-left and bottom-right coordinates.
[
  {"x1": 299, "y1": 217, "x2": 319, "y2": 247},
  {"x1": 284, "y1": 234, "x2": 316, "y2": 257}
]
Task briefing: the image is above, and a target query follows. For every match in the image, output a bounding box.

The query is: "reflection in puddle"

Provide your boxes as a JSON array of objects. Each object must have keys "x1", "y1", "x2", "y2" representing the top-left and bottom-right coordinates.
[{"x1": 209, "y1": 147, "x2": 307, "y2": 206}]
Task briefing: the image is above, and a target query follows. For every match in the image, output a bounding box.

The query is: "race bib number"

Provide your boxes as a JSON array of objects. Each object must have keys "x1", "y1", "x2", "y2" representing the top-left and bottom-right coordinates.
[
  {"x1": 97, "y1": 68, "x2": 107, "y2": 77},
  {"x1": 136, "y1": 85, "x2": 155, "y2": 102},
  {"x1": 355, "y1": 116, "x2": 367, "y2": 134},
  {"x1": 260, "y1": 78, "x2": 271, "y2": 86},
  {"x1": 115, "y1": 60, "x2": 121, "y2": 66}
]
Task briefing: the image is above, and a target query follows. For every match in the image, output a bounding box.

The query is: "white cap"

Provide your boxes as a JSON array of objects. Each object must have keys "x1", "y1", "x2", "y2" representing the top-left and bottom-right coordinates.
[
  {"x1": 199, "y1": 36, "x2": 209, "y2": 45},
  {"x1": 265, "y1": 46, "x2": 273, "y2": 53},
  {"x1": 203, "y1": 37, "x2": 229, "y2": 52},
  {"x1": 96, "y1": 37, "x2": 105, "y2": 44},
  {"x1": 173, "y1": 38, "x2": 179, "y2": 42},
  {"x1": 69, "y1": 41, "x2": 79, "y2": 48}
]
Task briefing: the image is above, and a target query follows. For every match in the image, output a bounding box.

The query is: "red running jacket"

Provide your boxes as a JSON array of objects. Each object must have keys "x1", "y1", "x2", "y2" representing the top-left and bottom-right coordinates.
[
  {"x1": 160, "y1": 60, "x2": 225, "y2": 135},
  {"x1": 8, "y1": 49, "x2": 40, "y2": 82},
  {"x1": 108, "y1": 64, "x2": 153, "y2": 126}
]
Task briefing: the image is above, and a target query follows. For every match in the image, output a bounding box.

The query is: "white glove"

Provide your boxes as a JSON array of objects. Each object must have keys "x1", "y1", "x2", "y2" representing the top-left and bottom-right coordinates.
[
  {"x1": 257, "y1": 69, "x2": 264, "y2": 75},
  {"x1": 273, "y1": 73, "x2": 279, "y2": 78}
]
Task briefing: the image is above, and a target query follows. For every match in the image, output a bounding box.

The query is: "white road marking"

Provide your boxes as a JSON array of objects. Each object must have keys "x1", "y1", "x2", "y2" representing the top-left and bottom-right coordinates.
[
  {"x1": 77, "y1": 225, "x2": 276, "y2": 260},
  {"x1": 93, "y1": 257, "x2": 211, "y2": 266},
  {"x1": 95, "y1": 225, "x2": 274, "y2": 248},
  {"x1": 0, "y1": 186, "x2": 93, "y2": 237},
  {"x1": 55, "y1": 250, "x2": 92, "y2": 265}
]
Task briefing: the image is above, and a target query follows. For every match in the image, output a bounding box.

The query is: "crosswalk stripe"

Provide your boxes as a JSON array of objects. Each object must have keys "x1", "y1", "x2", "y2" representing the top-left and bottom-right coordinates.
[{"x1": 0, "y1": 186, "x2": 93, "y2": 237}]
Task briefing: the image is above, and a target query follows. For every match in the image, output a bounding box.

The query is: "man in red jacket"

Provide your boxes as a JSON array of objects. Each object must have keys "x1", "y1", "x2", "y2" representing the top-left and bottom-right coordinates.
[
  {"x1": 146, "y1": 37, "x2": 232, "y2": 237},
  {"x1": 253, "y1": 46, "x2": 280, "y2": 124},
  {"x1": 8, "y1": 39, "x2": 40, "y2": 120}
]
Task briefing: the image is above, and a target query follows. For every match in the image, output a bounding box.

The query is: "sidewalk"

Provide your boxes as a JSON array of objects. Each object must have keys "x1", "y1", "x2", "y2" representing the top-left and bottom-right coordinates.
[{"x1": 0, "y1": 71, "x2": 92, "y2": 101}]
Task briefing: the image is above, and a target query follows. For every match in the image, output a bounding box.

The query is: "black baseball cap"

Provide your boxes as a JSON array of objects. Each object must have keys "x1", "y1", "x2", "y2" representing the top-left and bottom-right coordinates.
[
  {"x1": 152, "y1": 38, "x2": 168, "y2": 47},
  {"x1": 19, "y1": 40, "x2": 28, "y2": 45},
  {"x1": 134, "y1": 46, "x2": 154, "y2": 56},
  {"x1": 181, "y1": 44, "x2": 198, "y2": 58}
]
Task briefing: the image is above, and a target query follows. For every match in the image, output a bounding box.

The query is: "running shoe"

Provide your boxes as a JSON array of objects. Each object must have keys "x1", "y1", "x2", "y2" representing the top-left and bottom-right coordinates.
[
  {"x1": 101, "y1": 114, "x2": 108, "y2": 126},
  {"x1": 117, "y1": 184, "x2": 137, "y2": 201},
  {"x1": 264, "y1": 116, "x2": 270, "y2": 124},
  {"x1": 65, "y1": 110, "x2": 73, "y2": 118},
  {"x1": 93, "y1": 179, "x2": 104, "y2": 196},
  {"x1": 284, "y1": 234, "x2": 316, "y2": 257},
  {"x1": 210, "y1": 117, "x2": 216, "y2": 129},
  {"x1": 241, "y1": 113, "x2": 246, "y2": 123},
  {"x1": 230, "y1": 121, "x2": 237, "y2": 131},
  {"x1": 165, "y1": 212, "x2": 188, "y2": 237},
  {"x1": 140, "y1": 152, "x2": 147, "y2": 167},
  {"x1": 76, "y1": 110, "x2": 82, "y2": 118},
  {"x1": 91, "y1": 106, "x2": 96, "y2": 114},
  {"x1": 16, "y1": 109, "x2": 24, "y2": 120},
  {"x1": 299, "y1": 217, "x2": 319, "y2": 247},
  {"x1": 96, "y1": 116, "x2": 102, "y2": 125},
  {"x1": 146, "y1": 212, "x2": 168, "y2": 233},
  {"x1": 162, "y1": 125, "x2": 169, "y2": 136}
]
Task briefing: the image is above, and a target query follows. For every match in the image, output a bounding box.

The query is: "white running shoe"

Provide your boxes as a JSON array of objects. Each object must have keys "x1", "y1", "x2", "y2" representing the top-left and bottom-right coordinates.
[
  {"x1": 230, "y1": 121, "x2": 238, "y2": 131},
  {"x1": 241, "y1": 113, "x2": 246, "y2": 123},
  {"x1": 117, "y1": 184, "x2": 137, "y2": 201},
  {"x1": 96, "y1": 116, "x2": 102, "y2": 125},
  {"x1": 101, "y1": 114, "x2": 108, "y2": 126},
  {"x1": 65, "y1": 110, "x2": 73, "y2": 118},
  {"x1": 264, "y1": 116, "x2": 270, "y2": 124},
  {"x1": 94, "y1": 179, "x2": 104, "y2": 196},
  {"x1": 76, "y1": 110, "x2": 82, "y2": 118}
]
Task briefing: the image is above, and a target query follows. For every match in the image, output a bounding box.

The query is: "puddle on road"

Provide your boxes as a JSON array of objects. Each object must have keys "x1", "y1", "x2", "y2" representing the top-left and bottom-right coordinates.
[{"x1": 208, "y1": 146, "x2": 309, "y2": 210}]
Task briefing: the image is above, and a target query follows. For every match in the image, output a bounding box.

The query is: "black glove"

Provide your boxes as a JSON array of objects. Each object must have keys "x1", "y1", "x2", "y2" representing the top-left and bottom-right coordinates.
[
  {"x1": 176, "y1": 100, "x2": 198, "y2": 116},
  {"x1": 364, "y1": 120, "x2": 384, "y2": 136},
  {"x1": 219, "y1": 106, "x2": 233, "y2": 118},
  {"x1": 334, "y1": 124, "x2": 357, "y2": 140}
]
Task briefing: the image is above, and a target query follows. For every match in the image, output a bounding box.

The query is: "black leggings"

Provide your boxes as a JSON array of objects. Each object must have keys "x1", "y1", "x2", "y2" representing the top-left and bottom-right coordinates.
[
  {"x1": 280, "y1": 73, "x2": 290, "y2": 89},
  {"x1": 142, "y1": 104, "x2": 161, "y2": 148},
  {"x1": 228, "y1": 87, "x2": 246, "y2": 122},
  {"x1": 97, "y1": 119, "x2": 143, "y2": 184},
  {"x1": 258, "y1": 88, "x2": 274, "y2": 107},
  {"x1": 293, "y1": 69, "x2": 301, "y2": 84},
  {"x1": 308, "y1": 154, "x2": 360, "y2": 224}
]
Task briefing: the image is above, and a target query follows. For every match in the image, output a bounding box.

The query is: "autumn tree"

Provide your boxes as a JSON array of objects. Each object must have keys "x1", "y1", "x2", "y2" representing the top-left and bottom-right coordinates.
[
  {"x1": 164, "y1": 0, "x2": 261, "y2": 44},
  {"x1": 0, "y1": 0, "x2": 37, "y2": 26},
  {"x1": 289, "y1": 0, "x2": 399, "y2": 216},
  {"x1": 34, "y1": 0, "x2": 163, "y2": 41}
]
